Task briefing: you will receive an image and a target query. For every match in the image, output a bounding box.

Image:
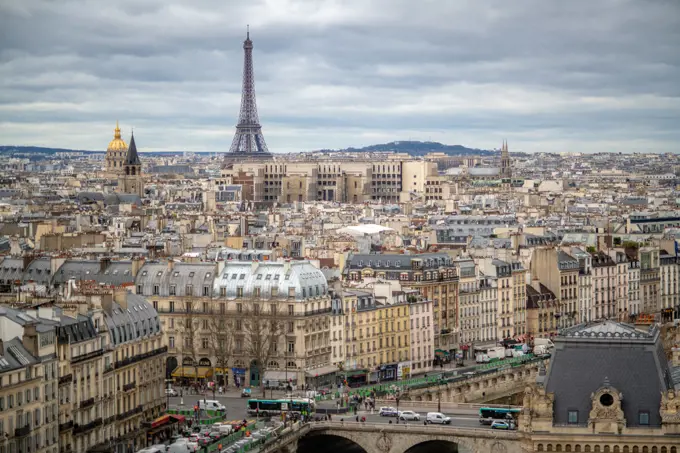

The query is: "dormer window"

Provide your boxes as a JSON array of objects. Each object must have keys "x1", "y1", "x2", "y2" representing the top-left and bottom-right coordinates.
[
  {"x1": 189, "y1": 272, "x2": 195, "y2": 278},
  {"x1": 157, "y1": 271, "x2": 163, "y2": 277},
  {"x1": 638, "y1": 411, "x2": 650, "y2": 425}
]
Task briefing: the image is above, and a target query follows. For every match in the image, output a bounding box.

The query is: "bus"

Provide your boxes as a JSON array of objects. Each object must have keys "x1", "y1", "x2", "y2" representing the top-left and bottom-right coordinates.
[
  {"x1": 479, "y1": 407, "x2": 521, "y2": 425},
  {"x1": 246, "y1": 398, "x2": 316, "y2": 417}
]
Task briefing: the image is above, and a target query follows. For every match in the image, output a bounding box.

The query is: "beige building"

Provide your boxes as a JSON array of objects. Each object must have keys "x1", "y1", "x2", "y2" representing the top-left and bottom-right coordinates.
[
  {"x1": 104, "y1": 121, "x2": 127, "y2": 174},
  {"x1": 531, "y1": 248, "x2": 580, "y2": 330},
  {"x1": 0, "y1": 311, "x2": 59, "y2": 453},
  {"x1": 222, "y1": 159, "x2": 437, "y2": 204}
]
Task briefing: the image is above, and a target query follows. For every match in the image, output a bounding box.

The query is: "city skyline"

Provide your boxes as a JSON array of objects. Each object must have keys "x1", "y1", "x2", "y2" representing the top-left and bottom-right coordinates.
[{"x1": 1, "y1": 0, "x2": 679, "y2": 153}]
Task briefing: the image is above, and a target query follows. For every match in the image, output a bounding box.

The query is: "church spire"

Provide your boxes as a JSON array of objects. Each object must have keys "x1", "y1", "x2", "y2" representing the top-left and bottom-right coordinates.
[
  {"x1": 114, "y1": 120, "x2": 121, "y2": 140},
  {"x1": 125, "y1": 132, "x2": 142, "y2": 166}
]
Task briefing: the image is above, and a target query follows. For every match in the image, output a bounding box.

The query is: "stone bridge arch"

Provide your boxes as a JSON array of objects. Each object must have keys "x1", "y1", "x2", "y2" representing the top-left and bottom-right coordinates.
[
  {"x1": 298, "y1": 430, "x2": 370, "y2": 453},
  {"x1": 394, "y1": 434, "x2": 476, "y2": 453}
]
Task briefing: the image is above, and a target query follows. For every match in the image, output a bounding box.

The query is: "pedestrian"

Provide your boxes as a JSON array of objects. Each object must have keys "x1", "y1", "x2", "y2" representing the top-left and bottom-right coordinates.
[{"x1": 355, "y1": 415, "x2": 359, "y2": 422}]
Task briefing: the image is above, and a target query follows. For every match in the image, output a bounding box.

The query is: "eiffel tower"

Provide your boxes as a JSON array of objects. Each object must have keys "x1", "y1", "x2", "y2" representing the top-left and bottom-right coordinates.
[{"x1": 226, "y1": 27, "x2": 273, "y2": 163}]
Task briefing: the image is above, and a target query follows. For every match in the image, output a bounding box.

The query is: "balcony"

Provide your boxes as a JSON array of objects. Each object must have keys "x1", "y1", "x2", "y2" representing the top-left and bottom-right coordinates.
[
  {"x1": 58, "y1": 373, "x2": 73, "y2": 385},
  {"x1": 123, "y1": 381, "x2": 136, "y2": 392},
  {"x1": 59, "y1": 421, "x2": 74, "y2": 432},
  {"x1": 79, "y1": 397, "x2": 95, "y2": 409},
  {"x1": 73, "y1": 418, "x2": 102, "y2": 435},
  {"x1": 103, "y1": 364, "x2": 115, "y2": 374},
  {"x1": 116, "y1": 405, "x2": 143, "y2": 421},
  {"x1": 15, "y1": 425, "x2": 31, "y2": 437},
  {"x1": 71, "y1": 349, "x2": 104, "y2": 364},
  {"x1": 304, "y1": 307, "x2": 332, "y2": 316},
  {"x1": 114, "y1": 346, "x2": 168, "y2": 369}
]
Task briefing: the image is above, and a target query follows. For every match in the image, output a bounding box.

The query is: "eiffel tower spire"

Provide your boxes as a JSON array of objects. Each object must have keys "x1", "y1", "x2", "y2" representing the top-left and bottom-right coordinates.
[{"x1": 228, "y1": 27, "x2": 271, "y2": 156}]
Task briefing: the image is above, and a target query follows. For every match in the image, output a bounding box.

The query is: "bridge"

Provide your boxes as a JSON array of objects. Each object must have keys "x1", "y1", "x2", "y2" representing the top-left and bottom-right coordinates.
[
  {"x1": 400, "y1": 359, "x2": 545, "y2": 404},
  {"x1": 259, "y1": 421, "x2": 525, "y2": 453}
]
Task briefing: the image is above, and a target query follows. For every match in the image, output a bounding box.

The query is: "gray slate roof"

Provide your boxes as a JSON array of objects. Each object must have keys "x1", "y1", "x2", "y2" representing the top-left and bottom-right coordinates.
[
  {"x1": 104, "y1": 293, "x2": 160, "y2": 346},
  {"x1": 52, "y1": 260, "x2": 134, "y2": 286},
  {"x1": 545, "y1": 321, "x2": 671, "y2": 428}
]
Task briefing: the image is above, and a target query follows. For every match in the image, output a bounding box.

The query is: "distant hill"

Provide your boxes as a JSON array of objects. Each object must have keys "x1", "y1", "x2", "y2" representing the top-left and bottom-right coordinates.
[
  {"x1": 0, "y1": 145, "x2": 102, "y2": 155},
  {"x1": 317, "y1": 141, "x2": 495, "y2": 156}
]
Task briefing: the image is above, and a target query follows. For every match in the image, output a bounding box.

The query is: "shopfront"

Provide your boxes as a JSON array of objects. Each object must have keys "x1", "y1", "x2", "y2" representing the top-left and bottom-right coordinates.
[
  {"x1": 305, "y1": 364, "x2": 339, "y2": 389},
  {"x1": 145, "y1": 414, "x2": 186, "y2": 446},
  {"x1": 397, "y1": 361, "x2": 411, "y2": 380},
  {"x1": 170, "y1": 366, "x2": 213, "y2": 385},
  {"x1": 232, "y1": 367, "x2": 247, "y2": 387},
  {"x1": 343, "y1": 369, "x2": 368, "y2": 387},
  {"x1": 379, "y1": 363, "x2": 398, "y2": 382}
]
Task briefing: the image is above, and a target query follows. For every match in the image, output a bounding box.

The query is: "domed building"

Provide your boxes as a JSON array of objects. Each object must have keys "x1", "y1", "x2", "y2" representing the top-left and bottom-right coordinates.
[{"x1": 105, "y1": 121, "x2": 128, "y2": 174}]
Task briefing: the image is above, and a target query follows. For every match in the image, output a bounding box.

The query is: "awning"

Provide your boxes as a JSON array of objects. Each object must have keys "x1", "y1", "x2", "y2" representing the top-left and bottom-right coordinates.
[
  {"x1": 263, "y1": 371, "x2": 290, "y2": 381},
  {"x1": 305, "y1": 365, "x2": 339, "y2": 377},
  {"x1": 345, "y1": 369, "x2": 368, "y2": 377},
  {"x1": 171, "y1": 366, "x2": 213, "y2": 379},
  {"x1": 150, "y1": 415, "x2": 171, "y2": 429}
]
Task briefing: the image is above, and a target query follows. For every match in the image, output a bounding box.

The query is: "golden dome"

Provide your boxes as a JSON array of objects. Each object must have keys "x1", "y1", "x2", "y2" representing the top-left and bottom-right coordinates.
[{"x1": 107, "y1": 121, "x2": 128, "y2": 152}]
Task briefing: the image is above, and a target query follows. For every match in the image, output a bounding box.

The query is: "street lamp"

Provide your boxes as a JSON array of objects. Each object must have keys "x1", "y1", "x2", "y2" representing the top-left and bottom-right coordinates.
[{"x1": 394, "y1": 388, "x2": 401, "y2": 424}]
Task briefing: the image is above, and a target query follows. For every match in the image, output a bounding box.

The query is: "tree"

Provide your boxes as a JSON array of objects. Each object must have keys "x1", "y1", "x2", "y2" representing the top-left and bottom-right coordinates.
[
  {"x1": 177, "y1": 298, "x2": 200, "y2": 385},
  {"x1": 207, "y1": 308, "x2": 234, "y2": 388},
  {"x1": 241, "y1": 299, "x2": 285, "y2": 393}
]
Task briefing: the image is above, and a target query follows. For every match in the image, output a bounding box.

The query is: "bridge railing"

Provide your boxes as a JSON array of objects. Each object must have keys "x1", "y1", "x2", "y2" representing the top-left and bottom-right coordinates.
[
  {"x1": 373, "y1": 400, "x2": 522, "y2": 411},
  {"x1": 308, "y1": 420, "x2": 521, "y2": 437}
]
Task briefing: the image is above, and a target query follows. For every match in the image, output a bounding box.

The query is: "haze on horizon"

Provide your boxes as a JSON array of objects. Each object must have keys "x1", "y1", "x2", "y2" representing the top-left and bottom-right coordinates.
[{"x1": 1, "y1": 0, "x2": 679, "y2": 154}]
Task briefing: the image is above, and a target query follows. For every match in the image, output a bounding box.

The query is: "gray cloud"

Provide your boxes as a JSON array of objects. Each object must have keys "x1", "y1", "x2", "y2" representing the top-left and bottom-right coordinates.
[{"x1": 1, "y1": 0, "x2": 679, "y2": 153}]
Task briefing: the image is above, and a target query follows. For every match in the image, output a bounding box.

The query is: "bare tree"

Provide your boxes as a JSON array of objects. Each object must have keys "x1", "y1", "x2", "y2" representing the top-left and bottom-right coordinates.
[
  {"x1": 207, "y1": 310, "x2": 234, "y2": 389},
  {"x1": 241, "y1": 299, "x2": 285, "y2": 393},
  {"x1": 177, "y1": 298, "x2": 200, "y2": 385}
]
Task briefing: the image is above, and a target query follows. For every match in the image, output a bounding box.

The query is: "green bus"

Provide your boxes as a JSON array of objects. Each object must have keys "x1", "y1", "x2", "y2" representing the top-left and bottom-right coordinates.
[
  {"x1": 479, "y1": 407, "x2": 521, "y2": 425},
  {"x1": 246, "y1": 398, "x2": 315, "y2": 417}
]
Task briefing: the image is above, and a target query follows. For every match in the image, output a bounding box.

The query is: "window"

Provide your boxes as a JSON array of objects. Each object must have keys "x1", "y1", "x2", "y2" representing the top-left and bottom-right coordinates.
[
  {"x1": 136, "y1": 284, "x2": 143, "y2": 294},
  {"x1": 568, "y1": 410, "x2": 578, "y2": 424},
  {"x1": 271, "y1": 287, "x2": 279, "y2": 297},
  {"x1": 169, "y1": 301, "x2": 175, "y2": 313},
  {"x1": 186, "y1": 284, "x2": 193, "y2": 294},
  {"x1": 288, "y1": 305, "x2": 294, "y2": 315},
  {"x1": 237, "y1": 287, "x2": 243, "y2": 298},
  {"x1": 203, "y1": 286, "x2": 210, "y2": 297},
  {"x1": 220, "y1": 303, "x2": 226, "y2": 314},
  {"x1": 169, "y1": 285, "x2": 176, "y2": 295},
  {"x1": 202, "y1": 338, "x2": 209, "y2": 349},
  {"x1": 235, "y1": 339, "x2": 242, "y2": 352},
  {"x1": 638, "y1": 411, "x2": 650, "y2": 425},
  {"x1": 169, "y1": 337, "x2": 175, "y2": 348},
  {"x1": 254, "y1": 305, "x2": 260, "y2": 315},
  {"x1": 236, "y1": 320, "x2": 242, "y2": 331},
  {"x1": 254, "y1": 287, "x2": 261, "y2": 297},
  {"x1": 202, "y1": 302, "x2": 208, "y2": 313},
  {"x1": 287, "y1": 342, "x2": 295, "y2": 353},
  {"x1": 287, "y1": 322, "x2": 294, "y2": 333},
  {"x1": 289, "y1": 287, "x2": 295, "y2": 298},
  {"x1": 237, "y1": 303, "x2": 243, "y2": 313},
  {"x1": 153, "y1": 285, "x2": 159, "y2": 295}
]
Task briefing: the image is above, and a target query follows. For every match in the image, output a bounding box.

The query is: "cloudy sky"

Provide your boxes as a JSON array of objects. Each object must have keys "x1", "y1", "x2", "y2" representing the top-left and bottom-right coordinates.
[{"x1": 1, "y1": 0, "x2": 679, "y2": 153}]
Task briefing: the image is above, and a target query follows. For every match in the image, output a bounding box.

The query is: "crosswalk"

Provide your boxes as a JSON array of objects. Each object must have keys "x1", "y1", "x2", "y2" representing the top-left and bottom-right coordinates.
[{"x1": 221, "y1": 419, "x2": 257, "y2": 426}]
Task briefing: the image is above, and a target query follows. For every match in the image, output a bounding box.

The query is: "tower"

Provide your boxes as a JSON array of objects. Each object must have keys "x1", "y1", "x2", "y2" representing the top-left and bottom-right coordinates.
[
  {"x1": 500, "y1": 140, "x2": 512, "y2": 178},
  {"x1": 226, "y1": 27, "x2": 272, "y2": 161},
  {"x1": 118, "y1": 132, "x2": 144, "y2": 198},
  {"x1": 105, "y1": 121, "x2": 128, "y2": 174}
]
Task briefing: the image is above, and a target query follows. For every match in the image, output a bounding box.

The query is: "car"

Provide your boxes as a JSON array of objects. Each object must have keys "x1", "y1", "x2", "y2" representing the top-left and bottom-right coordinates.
[
  {"x1": 208, "y1": 432, "x2": 222, "y2": 441},
  {"x1": 426, "y1": 412, "x2": 452, "y2": 425},
  {"x1": 165, "y1": 388, "x2": 179, "y2": 397},
  {"x1": 398, "y1": 410, "x2": 421, "y2": 421},
  {"x1": 379, "y1": 406, "x2": 399, "y2": 417},
  {"x1": 197, "y1": 437, "x2": 212, "y2": 447},
  {"x1": 491, "y1": 420, "x2": 511, "y2": 430}
]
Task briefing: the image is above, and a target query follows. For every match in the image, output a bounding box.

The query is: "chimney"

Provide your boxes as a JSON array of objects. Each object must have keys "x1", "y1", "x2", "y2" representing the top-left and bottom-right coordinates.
[
  {"x1": 131, "y1": 257, "x2": 144, "y2": 277},
  {"x1": 113, "y1": 287, "x2": 128, "y2": 309},
  {"x1": 100, "y1": 256, "x2": 111, "y2": 273},
  {"x1": 531, "y1": 277, "x2": 542, "y2": 293},
  {"x1": 251, "y1": 261, "x2": 259, "y2": 273},
  {"x1": 283, "y1": 260, "x2": 291, "y2": 276},
  {"x1": 23, "y1": 254, "x2": 33, "y2": 271},
  {"x1": 168, "y1": 259, "x2": 175, "y2": 271},
  {"x1": 22, "y1": 323, "x2": 39, "y2": 357}
]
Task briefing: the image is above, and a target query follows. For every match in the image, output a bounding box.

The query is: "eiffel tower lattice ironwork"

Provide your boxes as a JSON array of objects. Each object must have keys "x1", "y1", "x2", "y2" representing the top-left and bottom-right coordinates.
[{"x1": 228, "y1": 27, "x2": 271, "y2": 156}]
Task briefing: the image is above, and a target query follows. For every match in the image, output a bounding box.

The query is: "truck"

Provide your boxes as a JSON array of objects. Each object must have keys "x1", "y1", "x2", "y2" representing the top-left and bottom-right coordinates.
[{"x1": 487, "y1": 347, "x2": 506, "y2": 362}]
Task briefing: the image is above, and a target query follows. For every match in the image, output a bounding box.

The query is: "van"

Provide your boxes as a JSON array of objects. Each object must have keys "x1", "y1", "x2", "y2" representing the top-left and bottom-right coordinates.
[
  {"x1": 426, "y1": 412, "x2": 451, "y2": 425},
  {"x1": 534, "y1": 338, "x2": 555, "y2": 349},
  {"x1": 199, "y1": 400, "x2": 226, "y2": 412},
  {"x1": 217, "y1": 424, "x2": 233, "y2": 435}
]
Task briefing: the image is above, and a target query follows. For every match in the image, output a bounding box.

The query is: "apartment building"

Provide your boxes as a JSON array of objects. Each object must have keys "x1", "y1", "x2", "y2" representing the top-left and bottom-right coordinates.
[
  {"x1": 525, "y1": 280, "x2": 559, "y2": 338},
  {"x1": 477, "y1": 276, "x2": 498, "y2": 347},
  {"x1": 408, "y1": 297, "x2": 433, "y2": 374},
  {"x1": 659, "y1": 249, "x2": 679, "y2": 322},
  {"x1": 345, "y1": 252, "x2": 459, "y2": 352},
  {"x1": 628, "y1": 253, "x2": 641, "y2": 318},
  {"x1": 591, "y1": 252, "x2": 617, "y2": 320},
  {"x1": 531, "y1": 248, "x2": 580, "y2": 329},
  {"x1": 480, "y1": 259, "x2": 525, "y2": 341},
  {"x1": 570, "y1": 247, "x2": 593, "y2": 323},
  {"x1": 0, "y1": 310, "x2": 59, "y2": 453},
  {"x1": 639, "y1": 247, "x2": 661, "y2": 315},
  {"x1": 457, "y1": 258, "x2": 479, "y2": 358},
  {"x1": 211, "y1": 260, "x2": 332, "y2": 388}
]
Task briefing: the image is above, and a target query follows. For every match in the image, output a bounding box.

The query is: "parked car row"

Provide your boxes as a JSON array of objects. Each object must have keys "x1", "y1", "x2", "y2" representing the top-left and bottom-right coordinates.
[{"x1": 220, "y1": 424, "x2": 281, "y2": 453}]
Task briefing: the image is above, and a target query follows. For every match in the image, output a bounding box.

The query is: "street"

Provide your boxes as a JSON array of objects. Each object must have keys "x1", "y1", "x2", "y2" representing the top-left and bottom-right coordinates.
[{"x1": 167, "y1": 395, "x2": 492, "y2": 431}]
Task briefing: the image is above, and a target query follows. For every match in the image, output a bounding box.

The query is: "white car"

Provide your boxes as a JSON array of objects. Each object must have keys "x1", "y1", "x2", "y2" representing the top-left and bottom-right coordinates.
[
  {"x1": 379, "y1": 406, "x2": 399, "y2": 417},
  {"x1": 398, "y1": 410, "x2": 421, "y2": 421},
  {"x1": 426, "y1": 412, "x2": 452, "y2": 425},
  {"x1": 165, "y1": 388, "x2": 179, "y2": 397}
]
